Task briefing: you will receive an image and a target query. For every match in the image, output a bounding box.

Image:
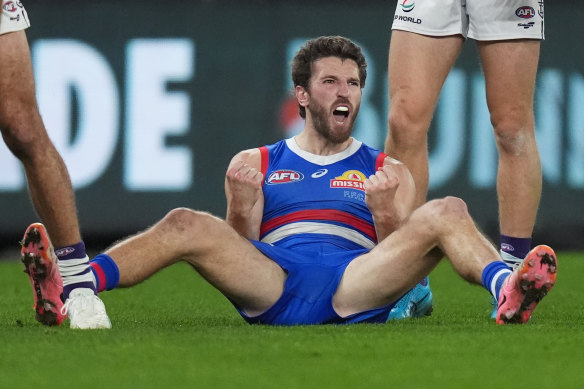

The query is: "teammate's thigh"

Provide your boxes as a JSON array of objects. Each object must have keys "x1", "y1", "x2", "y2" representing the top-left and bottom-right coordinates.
[{"x1": 333, "y1": 212, "x2": 441, "y2": 317}]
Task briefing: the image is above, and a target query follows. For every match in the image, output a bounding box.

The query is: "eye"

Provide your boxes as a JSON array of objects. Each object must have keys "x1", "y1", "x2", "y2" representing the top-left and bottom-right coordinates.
[{"x1": 349, "y1": 81, "x2": 360, "y2": 87}]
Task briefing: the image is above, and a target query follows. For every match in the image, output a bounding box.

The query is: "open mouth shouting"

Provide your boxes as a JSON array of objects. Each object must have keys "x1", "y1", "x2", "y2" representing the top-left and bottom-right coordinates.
[{"x1": 333, "y1": 105, "x2": 350, "y2": 124}]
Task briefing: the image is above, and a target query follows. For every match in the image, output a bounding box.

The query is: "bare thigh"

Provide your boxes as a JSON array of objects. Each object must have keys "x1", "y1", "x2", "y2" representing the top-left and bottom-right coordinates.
[
  {"x1": 0, "y1": 31, "x2": 38, "y2": 129},
  {"x1": 478, "y1": 39, "x2": 540, "y2": 126},
  {"x1": 332, "y1": 208, "x2": 442, "y2": 317},
  {"x1": 388, "y1": 31, "x2": 463, "y2": 126}
]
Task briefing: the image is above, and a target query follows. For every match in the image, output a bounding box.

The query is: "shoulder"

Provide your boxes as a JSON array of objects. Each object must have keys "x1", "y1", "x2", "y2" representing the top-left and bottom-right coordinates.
[
  {"x1": 228, "y1": 148, "x2": 262, "y2": 170},
  {"x1": 382, "y1": 155, "x2": 405, "y2": 167}
]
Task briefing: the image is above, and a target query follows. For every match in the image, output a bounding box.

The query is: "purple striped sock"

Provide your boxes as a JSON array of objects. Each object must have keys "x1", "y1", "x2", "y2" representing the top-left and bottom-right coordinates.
[{"x1": 55, "y1": 241, "x2": 97, "y2": 299}]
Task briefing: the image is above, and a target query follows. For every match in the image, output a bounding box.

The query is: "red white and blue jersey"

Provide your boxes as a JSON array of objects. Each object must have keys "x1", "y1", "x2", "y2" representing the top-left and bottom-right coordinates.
[{"x1": 258, "y1": 137, "x2": 386, "y2": 253}]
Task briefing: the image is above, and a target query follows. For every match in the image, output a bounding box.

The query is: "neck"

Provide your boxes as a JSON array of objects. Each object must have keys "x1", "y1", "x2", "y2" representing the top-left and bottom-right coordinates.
[{"x1": 294, "y1": 129, "x2": 353, "y2": 156}]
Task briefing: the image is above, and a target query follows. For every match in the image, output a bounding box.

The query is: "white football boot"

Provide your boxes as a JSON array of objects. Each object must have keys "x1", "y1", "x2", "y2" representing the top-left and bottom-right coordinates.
[{"x1": 61, "y1": 288, "x2": 112, "y2": 329}]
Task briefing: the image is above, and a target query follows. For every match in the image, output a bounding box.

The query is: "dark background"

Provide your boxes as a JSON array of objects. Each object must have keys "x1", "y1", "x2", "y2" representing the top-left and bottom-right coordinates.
[{"x1": 0, "y1": 0, "x2": 581, "y2": 252}]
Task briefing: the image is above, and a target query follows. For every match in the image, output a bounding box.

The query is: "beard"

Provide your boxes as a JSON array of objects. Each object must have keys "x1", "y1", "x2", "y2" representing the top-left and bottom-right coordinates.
[{"x1": 308, "y1": 99, "x2": 358, "y2": 144}]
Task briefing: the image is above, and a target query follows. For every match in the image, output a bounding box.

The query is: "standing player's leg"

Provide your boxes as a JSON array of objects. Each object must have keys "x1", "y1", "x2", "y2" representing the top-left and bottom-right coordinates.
[
  {"x1": 0, "y1": 25, "x2": 110, "y2": 328},
  {"x1": 89, "y1": 208, "x2": 287, "y2": 318},
  {"x1": 385, "y1": 31, "x2": 463, "y2": 208},
  {"x1": 478, "y1": 39, "x2": 542, "y2": 267},
  {"x1": 384, "y1": 31, "x2": 463, "y2": 319},
  {"x1": 0, "y1": 32, "x2": 80, "y2": 249}
]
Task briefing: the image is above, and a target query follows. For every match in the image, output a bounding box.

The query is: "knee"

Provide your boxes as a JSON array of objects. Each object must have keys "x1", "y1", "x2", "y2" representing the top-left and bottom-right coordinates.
[
  {"x1": 491, "y1": 112, "x2": 535, "y2": 156},
  {"x1": 0, "y1": 107, "x2": 46, "y2": 160},
  {"x1": 160, "y1": 207, "x2": 214, "y2": 236},
  {"x1": 419, "y1": 196, "x2": 470, "y2": 227},
  {"x1": 157, "y1": 208, "x2": 225, "y2": 260},
  {"x1": 387, "y1": 103, "x2": 430, "y2": 148}
]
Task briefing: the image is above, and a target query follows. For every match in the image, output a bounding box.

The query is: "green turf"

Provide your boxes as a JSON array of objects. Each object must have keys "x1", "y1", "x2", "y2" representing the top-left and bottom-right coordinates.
[{"x1": 1, "y1": 253, "x2": 583, "y2": 389}]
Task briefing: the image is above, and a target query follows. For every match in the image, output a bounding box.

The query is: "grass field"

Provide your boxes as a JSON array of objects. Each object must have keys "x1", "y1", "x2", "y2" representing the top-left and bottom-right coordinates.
[{"x1": 0, "y1": 252, "x2": 583, "y2": 389}]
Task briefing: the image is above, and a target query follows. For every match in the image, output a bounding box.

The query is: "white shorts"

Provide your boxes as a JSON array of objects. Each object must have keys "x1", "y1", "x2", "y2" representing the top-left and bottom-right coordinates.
[
  {"x1": 392, "y1": 0, "x2": 544, "y2": 41},
  {"x1": 1, "y1": 0, "x2": 30, "y2": 35}
]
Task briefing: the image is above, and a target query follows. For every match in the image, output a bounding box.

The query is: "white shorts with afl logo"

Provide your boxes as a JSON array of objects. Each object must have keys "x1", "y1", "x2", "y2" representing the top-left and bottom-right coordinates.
[
  {"x1": 1, "y1": 0, "x2": 30, "y2": 35},
  {"x1": 392, "y1": 0, "x2": 544, "y2": 41}
]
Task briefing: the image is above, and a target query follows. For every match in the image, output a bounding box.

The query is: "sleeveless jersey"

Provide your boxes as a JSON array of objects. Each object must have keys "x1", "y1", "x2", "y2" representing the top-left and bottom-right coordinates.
[{"x1": 258, "y1": 137, "x2": 386, "y2": 253}]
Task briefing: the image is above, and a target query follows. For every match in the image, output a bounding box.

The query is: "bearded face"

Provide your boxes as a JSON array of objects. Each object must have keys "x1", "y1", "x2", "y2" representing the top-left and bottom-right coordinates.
[
  {"x1": 307, "y1": 96, "x2": 359, "y2": 144},
  {"x1": 300, "y1": 57, "x2": 362, "y2": 144}
]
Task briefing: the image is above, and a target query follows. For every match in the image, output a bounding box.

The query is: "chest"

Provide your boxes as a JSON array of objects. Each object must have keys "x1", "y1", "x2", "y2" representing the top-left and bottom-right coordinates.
[{"x1": 262, "y1": 151, "x2": 375, "y2": 209}]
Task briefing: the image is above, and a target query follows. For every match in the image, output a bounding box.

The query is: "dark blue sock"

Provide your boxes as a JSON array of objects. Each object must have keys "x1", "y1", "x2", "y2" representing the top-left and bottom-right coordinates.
[
  {"x1": 55, "y1": 241, "x2": 87, "y2": 260},
  {"x1": 500, "y1": 234, "x2": 532, "y2": 260},
  {"x1": 89, "y1": 254, "x2": 120, "y2": 292}
]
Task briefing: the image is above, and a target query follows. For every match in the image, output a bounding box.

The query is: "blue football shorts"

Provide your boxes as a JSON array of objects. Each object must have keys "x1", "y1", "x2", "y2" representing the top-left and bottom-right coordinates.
[{"x1": 233, "y1": 241, "x2": 397, "y2": 325}]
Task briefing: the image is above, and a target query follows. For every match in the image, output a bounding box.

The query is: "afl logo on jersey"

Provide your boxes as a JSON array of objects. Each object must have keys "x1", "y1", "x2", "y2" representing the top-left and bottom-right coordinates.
[
  {"x1": 515, "y1": 6, "x2": 535, "y2": 19},
  {"x1": 266, "y1": 169, "x2": 304, "y2": 184},
  {"x1": 330, "y1": 170, "x2": 367, "y2": 191}
]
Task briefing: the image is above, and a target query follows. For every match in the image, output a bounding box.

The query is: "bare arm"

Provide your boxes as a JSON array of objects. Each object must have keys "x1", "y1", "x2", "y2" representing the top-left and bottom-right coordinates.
[
  {"x1": 224, "y1": 148, "x2": 264, "y2": 240},
  {"x1": 364, "y1": 156, "x2": 416, "y2": 241}
]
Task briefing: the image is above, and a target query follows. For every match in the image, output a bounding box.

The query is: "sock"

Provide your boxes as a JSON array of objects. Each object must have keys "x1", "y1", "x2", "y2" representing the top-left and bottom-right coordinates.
[
  {"x1": 500, "y1": 234, "x2": 531, "y2": 268},
  {"x1": 481, "y1": 260, "x2": 512, "y2": 302},
  {"x1": 89, "y1": 254, "x2": 120, "y2": 292},
  {"x1": 55, "y1": 241, "x2": 97, "y2": 300}
]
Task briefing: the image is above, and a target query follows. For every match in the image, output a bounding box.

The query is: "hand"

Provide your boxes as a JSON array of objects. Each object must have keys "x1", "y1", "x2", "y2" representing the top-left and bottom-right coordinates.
[
  {"x1": 225, "y1": 160, "x2": 264, "y2": 215},
  {"x1": 364, "y1": 164, "x2": 400, "y2": 218}
]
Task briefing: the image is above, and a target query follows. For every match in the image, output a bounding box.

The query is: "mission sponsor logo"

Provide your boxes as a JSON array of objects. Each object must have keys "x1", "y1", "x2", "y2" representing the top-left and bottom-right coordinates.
[
  {"x1": 330, "y1": 170, "x2": 367, "y2": 191},
  {"x1": 266, "y1": 169, "x2": 304, "y2": 184},
  {"x1": 515, "y1": 6, "x2": 535, "y2": 18}
]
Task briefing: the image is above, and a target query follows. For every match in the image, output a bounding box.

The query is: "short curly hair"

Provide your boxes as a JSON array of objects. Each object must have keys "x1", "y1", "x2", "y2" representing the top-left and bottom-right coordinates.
[{"x1": 291, "y1": 36, "x2": 367, "y2": 119}]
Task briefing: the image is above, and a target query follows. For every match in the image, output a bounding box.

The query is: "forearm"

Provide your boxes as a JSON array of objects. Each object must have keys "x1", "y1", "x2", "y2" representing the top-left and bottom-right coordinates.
[
  {"x1": 371, "y1": 206, "x2": 403, "y2": 241},
  {"x1": 226, "y1": 206, "x2": 260, "y2": 240}
]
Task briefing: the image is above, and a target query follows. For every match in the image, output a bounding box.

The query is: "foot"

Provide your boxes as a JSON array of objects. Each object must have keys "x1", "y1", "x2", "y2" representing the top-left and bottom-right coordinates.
[
  {"x1": 496, "y1": 245, "x2": 557, "y2": 324},
  {"x1": 489, "y1": 297, "x2": 497, "y2": 319},
  {"x1": 388, "y1": 277, "x2": 433, "y2": 320},
  {"x1": 21, "y1": 223, "x2": 67, "y2": 326},
  {"x1": 61, "y1": 288, "x2": 112, "y2": 329}
]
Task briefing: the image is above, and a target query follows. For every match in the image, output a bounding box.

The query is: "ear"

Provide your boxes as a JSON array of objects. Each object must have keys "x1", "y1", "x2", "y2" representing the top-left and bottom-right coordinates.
[{"x1": 295, "y1": 85, "x2": 309, "y2": 108}]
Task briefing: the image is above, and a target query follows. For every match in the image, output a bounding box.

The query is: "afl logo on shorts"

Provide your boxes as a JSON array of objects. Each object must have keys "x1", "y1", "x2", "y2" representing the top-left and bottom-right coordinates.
[
  {"x1": 515, "y1": 6, "x2": 535, "y2": 19},
  {"x1": 266, "y1": 170, "x2": 304, "y2": 185},
  {"x1": 3, "y1": 1, "x2": 17, "y2": 12}
]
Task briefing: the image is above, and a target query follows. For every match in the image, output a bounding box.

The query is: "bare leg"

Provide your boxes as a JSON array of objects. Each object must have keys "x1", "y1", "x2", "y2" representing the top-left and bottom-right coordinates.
[
  {"x1": 106, "y1": 208, "x2": 287, "y2": 317},
  {"x1": 333, "y1": 197, "x2": 499, "y2": 317},
  {"x1": 385, "y1": 31, "x2": 464, "y2": 207},
  {"x1": 478, "y1": 39, "x2": 541, "y2": 239},
  {"x1": 0, "y1": 31, "x2": 80, "y2": 247}
]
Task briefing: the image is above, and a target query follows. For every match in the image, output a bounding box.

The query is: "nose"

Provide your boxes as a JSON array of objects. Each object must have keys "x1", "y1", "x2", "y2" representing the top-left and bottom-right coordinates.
[{"x1": 337, "y1": 81, "x2": 350, "y2": 97}]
